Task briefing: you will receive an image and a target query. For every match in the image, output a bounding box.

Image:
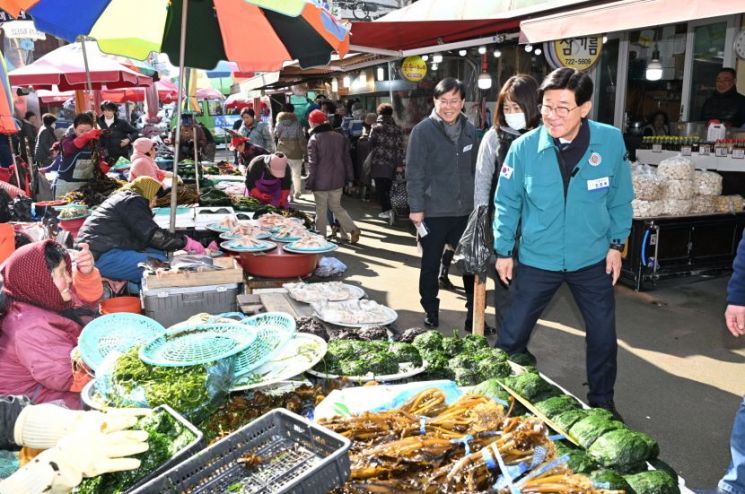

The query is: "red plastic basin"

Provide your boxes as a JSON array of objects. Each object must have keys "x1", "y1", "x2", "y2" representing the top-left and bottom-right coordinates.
[
  {"x1": 58, "y1": 217, "x2": 87, "y2": 241},
  {"x1": 101, "y1": 296, "x2": 142, "y2": 314},
  {"x1": 237, "y1": 242, "x2": 320, "y2": 278}
]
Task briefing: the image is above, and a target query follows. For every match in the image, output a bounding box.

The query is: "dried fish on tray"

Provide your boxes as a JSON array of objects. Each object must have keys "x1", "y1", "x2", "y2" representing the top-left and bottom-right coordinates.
[
  {"x1": 284, "y1": 281, "x2": 365, "y2": 304},
  {"x1": 312, "y1": 299, "x2": 397, "y2": 327}
]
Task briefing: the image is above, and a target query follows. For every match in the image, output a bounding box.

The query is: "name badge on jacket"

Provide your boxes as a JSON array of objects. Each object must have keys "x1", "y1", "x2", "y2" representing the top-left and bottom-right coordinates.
[
  {"x1": 587, "y1": 177, "x2": 610, "y2": 191},
  {"x1": 463, "y1": 144, "x2": 473, "y2": 152}
]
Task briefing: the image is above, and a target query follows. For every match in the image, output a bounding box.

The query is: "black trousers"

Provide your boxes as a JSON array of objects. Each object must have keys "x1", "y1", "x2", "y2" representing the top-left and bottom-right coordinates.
[
  {"x1": 496, "y1": 260, "x2": 617, "y2": 404},
  {"x1": 375, "y1": 177, "x2": 392, "y2": 212},
  {"x1": 418, "y1": 215, "x2": 474, "y2": 318}
]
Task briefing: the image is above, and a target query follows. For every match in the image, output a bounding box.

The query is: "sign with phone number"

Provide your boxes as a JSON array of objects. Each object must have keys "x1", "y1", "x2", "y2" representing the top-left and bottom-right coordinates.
[{"x1": 543, "y1": 36, "x2": 603, "y2": 72}]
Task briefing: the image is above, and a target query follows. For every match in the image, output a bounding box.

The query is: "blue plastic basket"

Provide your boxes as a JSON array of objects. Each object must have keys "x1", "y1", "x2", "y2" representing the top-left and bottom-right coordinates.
[
  {"x1": 139, "y1": 322, "x2": 258, "y2": 367},
  {"x1": 232, "y1": 312, "x2": 297, "y2": 377},
  {"x1": 207, "y1": 312, "x2": 297, "y2": 378},
  {"x1": 78, "y1": 314, "x2": 166, "y2": 371}
]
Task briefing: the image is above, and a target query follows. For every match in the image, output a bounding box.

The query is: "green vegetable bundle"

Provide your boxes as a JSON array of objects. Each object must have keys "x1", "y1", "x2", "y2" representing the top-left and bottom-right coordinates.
[
  {"x1": 414, "y1": 331, "x2": 510, "y2": 385},
  {"x1": 568, "y1": 414, "x2": 626, "y2": 448},
  {"x1": 74, "y1": 409, "x2": 196, "y2": 494},
  {"x1": 587, "y1": 428, "x2": 659, "y2": 472},
  {"x1": 622, "y1": 470, "x2": 679, "y2": 494},
  {"x1": 554, "y1": 441, "x2": 598, "y2": 474},
  {"x1": 499, "y1": 370, "x2": 562, "y2": 402},
  {"x1": 99, "y1": 347, "x2": 231, "y2": 424},
  {"x1": 314, "y1": 339, "x2": 421, "y2": 376}
]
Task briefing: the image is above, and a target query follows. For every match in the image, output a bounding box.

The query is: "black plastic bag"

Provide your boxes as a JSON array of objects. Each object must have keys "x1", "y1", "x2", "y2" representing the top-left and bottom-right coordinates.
[{"x1": 454, "y1": 205, "x2": 493, "y2": 278}]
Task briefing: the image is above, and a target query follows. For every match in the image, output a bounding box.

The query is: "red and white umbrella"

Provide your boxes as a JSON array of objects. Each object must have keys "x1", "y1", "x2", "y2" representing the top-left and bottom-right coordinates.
[{"x1": 8, "y1": 41, "x2": 152, "y2": 91}]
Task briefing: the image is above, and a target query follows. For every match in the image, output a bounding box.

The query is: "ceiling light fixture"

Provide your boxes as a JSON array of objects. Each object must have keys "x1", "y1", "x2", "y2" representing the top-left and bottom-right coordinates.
[
  {"x1": 478, "y1": 46, "x2": 486, "y2": 55},
  {"x1": 524, "y1": 43, "x2": 533, "y2": 52},
  {"x1": 432, "y1": 53, "x2": 443, "y2": 63}
]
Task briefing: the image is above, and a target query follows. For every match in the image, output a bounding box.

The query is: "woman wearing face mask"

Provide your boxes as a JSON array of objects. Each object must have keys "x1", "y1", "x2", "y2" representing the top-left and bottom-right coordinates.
[
  {"x1": 0, "y1": 241, "x2": 103, "y2": 409},
  {"x1": 128, "y1": 137, "x2": 175, "y2": 184},
  {"x1": 474, "y1": 74, "x2": 540, "y2": 331}
]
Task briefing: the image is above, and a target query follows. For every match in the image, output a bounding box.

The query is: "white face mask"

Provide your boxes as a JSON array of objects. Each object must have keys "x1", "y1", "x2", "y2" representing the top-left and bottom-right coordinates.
[{"x1": 504, "y1": 112, "x2": 527, "y2": 131}]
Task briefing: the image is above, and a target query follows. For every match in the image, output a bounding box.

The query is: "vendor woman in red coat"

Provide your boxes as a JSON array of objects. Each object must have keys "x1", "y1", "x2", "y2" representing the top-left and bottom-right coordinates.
[
  {"x1": 0, "y1": 240, "x2": 102, "y2": 409},
  {"x1": 245, "y1": 152, "x2": 292, "y2": 209}
]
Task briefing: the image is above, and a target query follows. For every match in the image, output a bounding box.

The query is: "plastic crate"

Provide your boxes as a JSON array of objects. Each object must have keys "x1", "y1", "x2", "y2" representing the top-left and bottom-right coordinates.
[
  {"x1": 131, "y1": 408, "x2": 351, "y2": 494},
  {"x1": 141, "y1": 282, "x2": 240, "y2": 328}
]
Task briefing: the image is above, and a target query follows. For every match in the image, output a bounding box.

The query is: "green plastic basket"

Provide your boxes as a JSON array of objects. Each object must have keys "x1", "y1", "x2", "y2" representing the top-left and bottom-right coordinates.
[
  {"x1": 226, "y1": 312, "x2": 297, "y2": 378},
  {"x1": 139, "y1": 322, "x2": 258, "y2": 367},
  {"x1": 78, "y1": 313, "x2": 166, "y2": 371}
]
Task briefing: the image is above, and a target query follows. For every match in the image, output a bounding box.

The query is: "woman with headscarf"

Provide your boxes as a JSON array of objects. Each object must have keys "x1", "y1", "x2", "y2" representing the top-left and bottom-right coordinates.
[
  {"x1": 77, "y1": 177, "x2": 206, "y2": 284},
  {"x1": 245, "y1": 153, "x2": 292, "y2": 209},
  {"x1": 128, "y1": 137, "x2": 174, "y2": 184},
  {"x1": 0, "y1": 240, "x2": 103, "y2": 409}
]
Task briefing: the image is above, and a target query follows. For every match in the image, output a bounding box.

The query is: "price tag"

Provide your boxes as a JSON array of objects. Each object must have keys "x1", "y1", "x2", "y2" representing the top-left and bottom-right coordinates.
[
  {"x1": 699, "y1": 144, "x2": 711, "y2": 155},
  {"x1": 733, "y1": 148, "x2": 745, "y2": 159},
  {"x1": 681, "y1": 145, "x2": 692, "y2": 156},
  {"x1": 652, "y1": 143, "x2": 662, "y2": 153},
  {"x1": 715, "y1": 146, "x2": 728, "y2": 158}
]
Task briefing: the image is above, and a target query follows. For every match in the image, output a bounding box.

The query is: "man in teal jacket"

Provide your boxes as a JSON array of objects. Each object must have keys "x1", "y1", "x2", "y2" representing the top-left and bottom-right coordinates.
[{"x1": 493, "y1": 68, "x2": 633, "y2": 416}]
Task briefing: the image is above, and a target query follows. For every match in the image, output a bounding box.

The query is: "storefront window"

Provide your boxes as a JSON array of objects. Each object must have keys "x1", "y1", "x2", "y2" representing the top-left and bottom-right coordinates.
[
  {"x1": 688, "y1": 21, "x2": 728, "y2": 122},
  {"x1": 594, "y1": 38, "x2": 619, "y2": 125},
  {"x1": 625, "y1": 23, "x2": 687, "y2": 132}
]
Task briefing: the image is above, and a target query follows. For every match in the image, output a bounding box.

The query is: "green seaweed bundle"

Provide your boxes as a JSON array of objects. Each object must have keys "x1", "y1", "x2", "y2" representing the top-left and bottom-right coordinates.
[
  {"x1": 501, "y1": 371, "x2": 561, "y2": 401},
  {"x1": 588, "y1": 429, "x2": 658, "y2": 472},
  {"x1": 589, "y1": 469, "x2": 632, "y2": 491},
  {"x1": 623, "y1": 471, "x2": 680, "y2": 494},
  {"x1": 534, "y1": 394, "x2": 580, "y2": 418},
  {"x1": 553, "y1": 409, "x2": 589, "y2": 431},
  {"x1": 554, "y1": 441, "x2": 597, "y2": 474},
  {"x1": 569, "y1": 415, "x2": 626, "y2": 448}
]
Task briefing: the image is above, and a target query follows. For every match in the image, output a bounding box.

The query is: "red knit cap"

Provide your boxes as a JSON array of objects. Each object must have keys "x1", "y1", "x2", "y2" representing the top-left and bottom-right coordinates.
[
  {"x1": 2, "y1": 240, "x2": 72, "y2": 313},
  {"x1": 308, "y1": 109, "x2": 327, "y2": 126}
]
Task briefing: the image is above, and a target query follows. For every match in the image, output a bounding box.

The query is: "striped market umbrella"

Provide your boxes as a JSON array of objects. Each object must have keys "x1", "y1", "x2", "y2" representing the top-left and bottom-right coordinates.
[
  {"x1": 0, "y1": 0, "x2": 350, "y2": 72},
  {"x1": 1, "y1": 0, "x2": 348, "y2": 229}
]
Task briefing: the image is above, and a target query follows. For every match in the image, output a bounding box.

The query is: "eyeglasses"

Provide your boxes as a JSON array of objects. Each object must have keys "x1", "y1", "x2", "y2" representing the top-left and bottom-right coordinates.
[
  {"x1": 436, "y1": 98, "x2": 463, "y2": 107},
  {"x1": 538, "y1": 104, "x2": 580, "y2": 118}
]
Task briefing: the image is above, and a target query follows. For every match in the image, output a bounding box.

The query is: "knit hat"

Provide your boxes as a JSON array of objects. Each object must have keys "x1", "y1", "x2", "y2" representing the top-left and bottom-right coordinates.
[
  {"x1": 268, "y1": 153, "x2": 288, "y2": 178},
  {"x1": 124, "y1": 176, "x2": 162, "y2": 201},
  {"x1": 2, "y1": 240, "x2": 72, "y2": 313},
  {"x1": 308, "y1": 109, "x2": 327, "y2": 126},
  {"x1": 132, "y1": 137, "x2": 156, "y2": 154}
]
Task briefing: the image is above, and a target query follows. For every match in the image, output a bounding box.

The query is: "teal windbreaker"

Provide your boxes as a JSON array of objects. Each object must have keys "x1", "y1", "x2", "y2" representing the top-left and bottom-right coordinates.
[{"x1": 493, "y1": 120, "x2": 634, "y2": 272}]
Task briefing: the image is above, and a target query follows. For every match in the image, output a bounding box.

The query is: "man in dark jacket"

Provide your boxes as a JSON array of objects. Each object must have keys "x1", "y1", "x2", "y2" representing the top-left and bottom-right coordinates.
[
  {"x1": 306, "y1": 109, "x2": 360, "y2": 243},
  {"x1": 406, "y1": 77, "x2": 478, "y2": 330},
  {"x1": 701, "y1": 68, "x2": 745, "y2": 127},
  {"x1": 77, "y1": 177, "x2": 205, "y2": 283},
  {"x1": 34, "y1": 113, "x2": 58, "y2": 167},
  {"x1": 721, "y1": 232, "x2": 745, "y2": 492},
  {"x1": 19, "y1": 111, "x2": 38, "y2": 164},
  {"x1": 97, "y1": 101, "x2": 138, "y2": 165}
]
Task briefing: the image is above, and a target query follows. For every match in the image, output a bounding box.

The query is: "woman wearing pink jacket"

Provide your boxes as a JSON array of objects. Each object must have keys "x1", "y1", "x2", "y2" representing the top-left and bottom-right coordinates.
[
  {"x1": 128, "y1": 137, "x2": 174, "y2": 184},
  {"x1": 0, "y1": 240, "x2": 103, "y2": 409}
]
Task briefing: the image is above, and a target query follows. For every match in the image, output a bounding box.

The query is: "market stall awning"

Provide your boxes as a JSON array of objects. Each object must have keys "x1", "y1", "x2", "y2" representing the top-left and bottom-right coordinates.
[
  {"x1": 350, "y1": 0, "x2": 592, "y2": 51},
  {"x1": 520, "y1": 0, "x2": 745, "y2": 44}
]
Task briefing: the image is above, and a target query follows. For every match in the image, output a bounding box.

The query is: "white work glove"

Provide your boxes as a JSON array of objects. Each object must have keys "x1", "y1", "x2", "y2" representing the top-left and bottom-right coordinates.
[
  {"x1": 0, "y1": 427, "x2": 148, "y2": 494},
  {"x1": 14, "y1": 403, "x2": 149, "y2": 449}
]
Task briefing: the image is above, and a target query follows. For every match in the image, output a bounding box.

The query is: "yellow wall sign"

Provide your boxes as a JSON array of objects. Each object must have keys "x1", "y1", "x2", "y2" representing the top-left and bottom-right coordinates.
[
  {"x1": 401, "y1": 56, "x2": 428, "y2": 82},
  {"x1": 543, "y1": 36, "x2": 603, "y2": 72}
]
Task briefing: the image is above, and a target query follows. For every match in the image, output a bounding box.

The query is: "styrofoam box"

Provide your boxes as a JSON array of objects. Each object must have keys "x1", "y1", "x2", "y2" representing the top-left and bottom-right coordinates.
[{"x1": 141, "y1": 281, "x2": 240, "y2": 328}]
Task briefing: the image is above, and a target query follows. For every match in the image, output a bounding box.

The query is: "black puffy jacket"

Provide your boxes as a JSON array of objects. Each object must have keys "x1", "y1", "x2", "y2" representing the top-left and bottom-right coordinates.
[
  {"x1": 77, "y1": 190, "x2": 186, "y2": 259},
  {"x1": 97, "y1": 116, "x2": 138, "y2": 162}
]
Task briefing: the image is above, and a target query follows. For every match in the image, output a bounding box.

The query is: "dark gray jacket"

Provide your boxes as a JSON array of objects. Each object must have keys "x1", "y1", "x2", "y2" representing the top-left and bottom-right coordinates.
[{"x1": 406, "y1": 112, "x2": 477, "y2": 217}]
